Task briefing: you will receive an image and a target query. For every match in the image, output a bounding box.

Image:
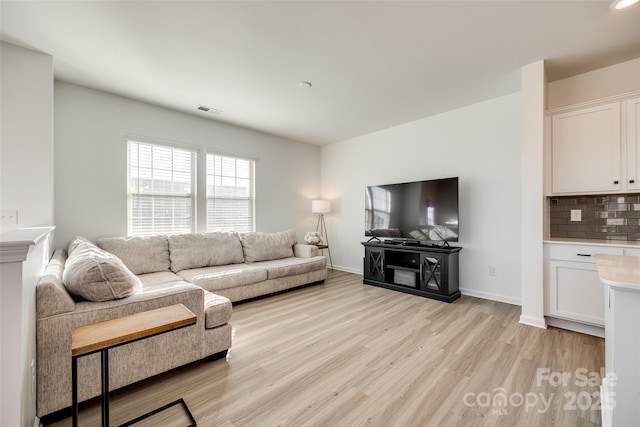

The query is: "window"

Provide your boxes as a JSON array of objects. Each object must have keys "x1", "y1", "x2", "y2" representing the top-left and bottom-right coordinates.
[
  {"x1": 127, "y1": 139, "x2": 196, "y2": 236},
  {"x1": 206, "y1": 153, "x2": 255, "y2": 232}
]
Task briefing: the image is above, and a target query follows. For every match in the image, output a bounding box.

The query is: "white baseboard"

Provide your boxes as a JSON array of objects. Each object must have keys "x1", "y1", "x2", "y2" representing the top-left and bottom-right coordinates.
[
  {"x1": 328, "y1": 265, "x2": 362, "y2": 275},
  {"x1": 519, "y1": 314, "x2": 548, "y2": 329},
  {"x1": 34, "y1": 416, "x2": 41, "y2": 427},
  {"x1": 332, "y1": 271, "x2": 524, "y2": 308},
  {"x1": 545, "y1": 316, "x2": 604, "y2": 338},
  {"x1": 459, "y1": 287, "x2": 521, "y2": 306}
]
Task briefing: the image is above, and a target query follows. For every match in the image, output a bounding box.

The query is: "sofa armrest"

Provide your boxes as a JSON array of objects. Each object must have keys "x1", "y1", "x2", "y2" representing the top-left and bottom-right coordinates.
[
  {"x1": 37, "y1": 249, "x2": 76, "y2": 318},
  {"x1": 293, "y1": 243, "x2": 319, "y2": 258},
  {"x1": 48, "y1": 281, "x2": 206, "y2": 320},
  {"x1": 36, "y1": 282, "x2": 208, "y2": 417}
]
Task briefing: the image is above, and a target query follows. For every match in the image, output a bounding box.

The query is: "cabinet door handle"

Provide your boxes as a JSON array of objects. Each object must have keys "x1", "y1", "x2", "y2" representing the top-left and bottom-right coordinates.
[
  {"x1": 614, "y1": 180, "x2": 619, "y2": 184},
  {"x1": 631, "y1": 180, "x2": 635, "y2": 184},
  {"x1": 577, "y1": 253, "x2": 592, "y2": 257}
]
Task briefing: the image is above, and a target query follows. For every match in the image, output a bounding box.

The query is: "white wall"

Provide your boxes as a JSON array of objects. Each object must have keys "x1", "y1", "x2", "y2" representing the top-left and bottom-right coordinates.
[
  {"x1": 0, "y1": 42, "x2": 53, "y2": 427},
  {"x1": 321, "y1": 92, "x2": 522, "y2": 304},
  {"x1": 0, "y1": 42, "x2": 54, "y2": 232},
  {"x1": 547, "y1": 57, "x2": 640, "y2": 109},
  {"x1": 54, "y1": 81, "x2": 321, "y2": 249}
]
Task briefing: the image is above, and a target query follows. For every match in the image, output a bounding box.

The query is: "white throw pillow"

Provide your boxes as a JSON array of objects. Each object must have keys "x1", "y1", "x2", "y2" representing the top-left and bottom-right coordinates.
[{"x1": 63, "y1": 237, "x2": 141, "y2": 302}]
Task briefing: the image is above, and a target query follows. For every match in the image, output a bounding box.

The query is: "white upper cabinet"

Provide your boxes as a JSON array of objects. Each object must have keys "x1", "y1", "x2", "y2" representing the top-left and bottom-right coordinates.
[
  {"x1": 549, "y1": 95, "x2": 640, "y2": 196},
  {"x1": 626, "y1": 97, "x2": 640, "y2": 191},
  {"x1": 551, "y1": 102, "x2": 621, "y2": 194}
]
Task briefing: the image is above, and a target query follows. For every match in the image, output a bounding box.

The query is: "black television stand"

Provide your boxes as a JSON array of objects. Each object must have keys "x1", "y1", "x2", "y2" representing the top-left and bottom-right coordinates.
[{"x1": 362, "y1": 241, "x2": 461, "y2": 303}]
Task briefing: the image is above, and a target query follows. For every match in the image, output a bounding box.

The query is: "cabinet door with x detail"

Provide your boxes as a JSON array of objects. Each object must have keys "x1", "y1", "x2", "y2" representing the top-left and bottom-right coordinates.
[
  {"x1": 364, "y1": 247, "x2": 385, "y2": 282},
  {"x1": 420, "y1": 254, "x2": 443, "y2": 292}
]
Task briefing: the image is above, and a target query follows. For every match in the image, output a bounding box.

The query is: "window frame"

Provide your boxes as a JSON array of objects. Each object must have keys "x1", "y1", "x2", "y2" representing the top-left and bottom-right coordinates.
[
  {"x1": 205, "y1": 151, "x2": 256, "y2": 233},
  {"x1": 126, "y1": 137, "x2": 197, "y2": 236}
]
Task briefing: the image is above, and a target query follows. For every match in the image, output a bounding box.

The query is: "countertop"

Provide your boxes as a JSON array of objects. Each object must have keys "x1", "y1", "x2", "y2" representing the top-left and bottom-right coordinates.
[
  {"x1": 595, "y1": 253, "x2": 640, "y2": 291},
  {"x1": 544, "y1": 237, "x2": 640, "y2": 248}
]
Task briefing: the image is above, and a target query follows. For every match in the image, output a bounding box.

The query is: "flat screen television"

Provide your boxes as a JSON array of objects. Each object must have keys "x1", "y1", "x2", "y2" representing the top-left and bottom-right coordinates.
[{"x1": 364, "y1": 177, "x2": 459, "y2": 243}]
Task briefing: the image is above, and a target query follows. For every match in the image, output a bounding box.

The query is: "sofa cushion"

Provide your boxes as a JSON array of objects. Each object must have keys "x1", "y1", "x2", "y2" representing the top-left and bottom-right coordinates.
[
  {"x1": 63, "y1": 237, "x2": 142, "y2": 302},
  {"x1": 178, "y1": 264, "x2": 268, "y2": 292},
  {"x1": 203, "y1": 291, "x2": 232, "y2": 329},
  {"x1": 254, "y1": 256, "x2": 327, "y2": 280},
  {"x1": 36, "y1": 249, "x2": 76, "y2": 318},
  {"x1": 239, "y1": 229, "x2": 297, "y2": 263},
  {"x1": 137, "y1": 271, "x2": 183, "y2": 288},
  {"x1": 96, "y1": 235, "x2": 170, "y2": 275},
  {"x1": 168, "y1": 232, "x2": 244, "y2": 272}
]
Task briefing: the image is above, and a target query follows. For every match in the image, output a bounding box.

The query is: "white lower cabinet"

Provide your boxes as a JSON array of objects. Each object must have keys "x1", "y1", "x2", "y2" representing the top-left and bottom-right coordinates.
[
  {"x1": 545, "y1": 243, "x2": 623, "y2": 334},
  {"x1": 548, "y1": 260, "x2": 605, "y2": 325}
]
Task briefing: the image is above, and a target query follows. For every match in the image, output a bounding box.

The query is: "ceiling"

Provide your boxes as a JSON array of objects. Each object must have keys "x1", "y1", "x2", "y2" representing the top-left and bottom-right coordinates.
[{"x1": 1, "y1": 1, "x2": 639, "y2": 146}]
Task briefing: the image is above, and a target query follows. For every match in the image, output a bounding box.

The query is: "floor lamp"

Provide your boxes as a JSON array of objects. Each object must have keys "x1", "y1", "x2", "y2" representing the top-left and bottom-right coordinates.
[{"x1": 312, "y1": 199, "x2": 333, "y2": 271}]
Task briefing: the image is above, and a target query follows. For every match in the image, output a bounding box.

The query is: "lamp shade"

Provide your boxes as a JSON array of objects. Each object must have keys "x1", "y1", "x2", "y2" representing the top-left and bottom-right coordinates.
[
  {"x1": 610, "y1": 0, "x2": 639, "y2": 9},
  {"x1": 311, "y1": 199, "x2": 331, "y2": 214}
]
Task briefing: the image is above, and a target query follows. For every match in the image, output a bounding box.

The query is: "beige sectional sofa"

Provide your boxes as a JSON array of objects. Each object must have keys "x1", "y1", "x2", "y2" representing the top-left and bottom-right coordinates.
[{"x1": 36, "y1": 230, "x2": 327, "y2": 419}]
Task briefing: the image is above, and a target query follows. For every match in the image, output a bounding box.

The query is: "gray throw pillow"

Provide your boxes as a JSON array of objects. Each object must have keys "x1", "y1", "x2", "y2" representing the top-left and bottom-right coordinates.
[
  {"x1": 168, "y1": 232, "x2": 244, "y2": 272},
  {"x1": 63, "y1": 237, "x2": 141, "y2": 302},
  {"x1": 240, "y1": 229, "x2": 297, "y2": 262},
  {"x1": 97, "y1": 235, "x2": 170, "y2": 275}
]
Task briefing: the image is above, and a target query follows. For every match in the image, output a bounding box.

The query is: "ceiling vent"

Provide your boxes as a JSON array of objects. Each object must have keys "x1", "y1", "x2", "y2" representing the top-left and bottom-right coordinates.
[{"x1": 197, "y1": 105, "x2": 223, "y2": 114}]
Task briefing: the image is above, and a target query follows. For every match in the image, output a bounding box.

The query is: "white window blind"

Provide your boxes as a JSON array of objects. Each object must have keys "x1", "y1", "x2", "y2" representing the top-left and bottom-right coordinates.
[
  {"x1": 127, "y1": 140, "x2": 196, "y2": 236},
  {"x1": 206, "y1": 153, "x2": 255, "y2": 232}
]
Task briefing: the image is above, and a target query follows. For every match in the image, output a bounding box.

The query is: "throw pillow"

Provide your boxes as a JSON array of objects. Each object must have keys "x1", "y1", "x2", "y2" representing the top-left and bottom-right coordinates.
[
  {"x1": 168, "y1": 232, "x2": 244, "y2": 272},
  {"x1": 96, "y1": 235, "x2": 170, "y2": 275},
  {"x1": 67, "y1": 235, "x2": 93, "y2": 255},
  {"x1": 63, "y1": 237, "x2": 141, "y2": 302},
  {"x1": 240, "y1": 229, "x2": 297, "y2": 262}
]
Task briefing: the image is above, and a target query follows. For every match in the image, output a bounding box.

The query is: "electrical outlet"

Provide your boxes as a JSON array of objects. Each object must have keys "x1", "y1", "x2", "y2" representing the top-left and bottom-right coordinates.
[
  {"x1": 570, "y1": 209, "x2": 581, "y2": 222},
  {"x1": 489, "y1": 266, "x2": 497, "y2": 277},
  {"x1": 0, "y1": 210, "x2": 18, "y2": 224}
]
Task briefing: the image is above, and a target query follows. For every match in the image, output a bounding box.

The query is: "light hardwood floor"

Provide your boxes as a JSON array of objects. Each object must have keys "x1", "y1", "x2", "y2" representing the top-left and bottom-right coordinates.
[{"x1": 50, "y1": 271, "x2": 605, "y2": 426}]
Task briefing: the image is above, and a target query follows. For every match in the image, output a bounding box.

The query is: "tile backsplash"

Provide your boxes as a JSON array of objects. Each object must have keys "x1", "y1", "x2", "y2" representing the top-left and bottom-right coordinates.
[{"x1": 550, "y1": 195, "x2": 640, "y2": 240}]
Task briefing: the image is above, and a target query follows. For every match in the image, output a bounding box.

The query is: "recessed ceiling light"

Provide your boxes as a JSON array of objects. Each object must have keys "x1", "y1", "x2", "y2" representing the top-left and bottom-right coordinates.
[
  {"x1": 299, "y1": 81, "x2": 312, "y2": 89},
  {"x1": 197, "y1": 105, "x2": 222, "y2": 114},
  {"x1": 610, "y1": 0, "x2": 639, "y2": 9}
]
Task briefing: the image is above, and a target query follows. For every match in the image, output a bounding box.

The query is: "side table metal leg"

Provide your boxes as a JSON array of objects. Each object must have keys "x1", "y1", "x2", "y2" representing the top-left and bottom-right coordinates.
[
  {"x1": 327, "y1": 247, "x2": 334, "y2": 272},
  {"x1": 101, "y1": 349, "x2": 109, "y2": 427},
  {"x1": 72, "y1": 356, "x2": 78, "y2": 427}
]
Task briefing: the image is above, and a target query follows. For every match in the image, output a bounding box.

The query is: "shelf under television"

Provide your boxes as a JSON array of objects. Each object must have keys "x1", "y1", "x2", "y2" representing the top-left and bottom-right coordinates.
[{"x1": 386, "y1": 264, "x2": 420, "y2": 273}]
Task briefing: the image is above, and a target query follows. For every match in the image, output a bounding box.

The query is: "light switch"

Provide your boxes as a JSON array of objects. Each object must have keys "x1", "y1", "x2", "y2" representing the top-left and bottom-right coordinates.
[
  {"x1": 0, "y1": 210, "x2": 17, "y2": 224},
  {"x1": 570, "y1": 209, "x2": 581, "y2": 222}
]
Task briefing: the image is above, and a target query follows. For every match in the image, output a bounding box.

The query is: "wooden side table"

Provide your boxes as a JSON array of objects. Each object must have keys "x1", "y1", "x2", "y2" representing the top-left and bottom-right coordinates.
[
  {"x1": 71, "y1": 304, "x2": 197, "y2": 427},
  {"x1": 316, "y1": 244, "x2": 334, "y2": 271}
]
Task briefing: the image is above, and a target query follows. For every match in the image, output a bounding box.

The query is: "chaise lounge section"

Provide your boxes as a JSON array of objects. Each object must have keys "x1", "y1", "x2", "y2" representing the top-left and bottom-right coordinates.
[{"x1": 36, "y1": 230, "x2": 326, "y2": 419}]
